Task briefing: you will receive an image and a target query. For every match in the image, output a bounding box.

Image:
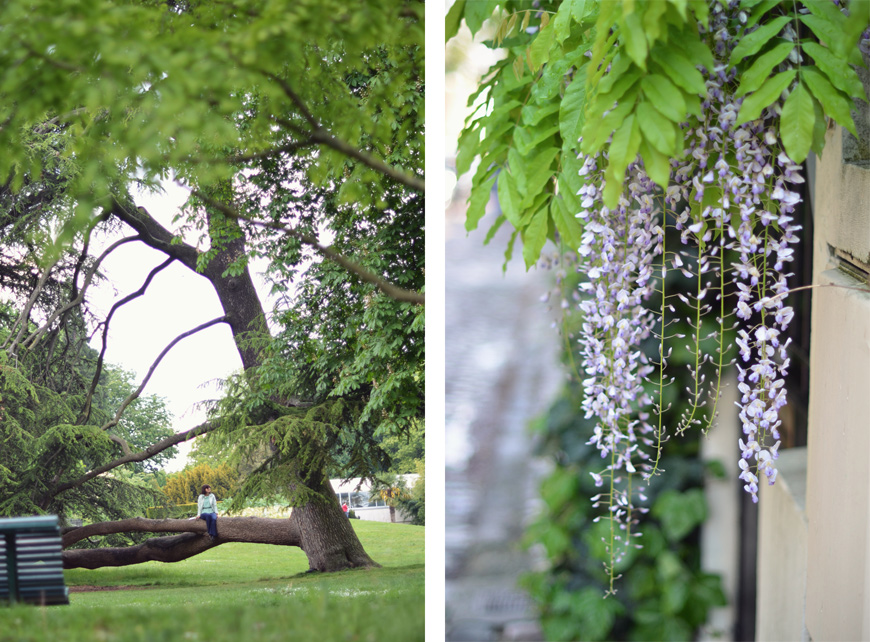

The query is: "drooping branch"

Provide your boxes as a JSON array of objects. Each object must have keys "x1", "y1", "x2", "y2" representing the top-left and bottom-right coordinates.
[
  {"x1": 192, "y1": 190, "x2": 425, "y2": 305},
  {"x1": 78, "y1": 256, "x2": 176, "y2": 424},
  {"x1": 62, "y1": 517, "x2": 302, "y2": 569},
  {"x1": 99, "y1": 316, "x2": 229, "y2": 433},
  {"x1": 48, "y1": 420, "x2": 220, "y2": 500}
]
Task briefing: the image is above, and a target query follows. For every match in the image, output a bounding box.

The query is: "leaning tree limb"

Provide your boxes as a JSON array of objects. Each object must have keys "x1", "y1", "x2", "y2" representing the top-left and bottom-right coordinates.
[
  {"x1": 47, "y1": 420, "x2": 220, "y2": 502},
  {"x1": 99, "y1": 315, "x2": 229, "y2": 433},
  {"x1": 78, "y1": 255, "x2": 176, "y2": 424},
  {"x1": 22, "y1": 235, "x2": 141, "y2": 351},
  {"x1": 62, "y1": 517, "x2": 302, "y2": 569}
]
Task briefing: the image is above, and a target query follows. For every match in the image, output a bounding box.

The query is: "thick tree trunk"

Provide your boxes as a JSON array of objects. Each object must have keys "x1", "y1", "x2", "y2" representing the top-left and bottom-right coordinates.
[
  {"x1": 105, "y1": 201, "x2": 379, "y2": 572},
  {"x1": 290, "y1": 476, "x2": 379, "y2": 572}
]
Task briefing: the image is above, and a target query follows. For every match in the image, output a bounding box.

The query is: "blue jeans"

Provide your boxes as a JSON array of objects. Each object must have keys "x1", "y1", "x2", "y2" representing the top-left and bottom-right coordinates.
[{"x1": 199, "y1": 513, "x2": 218, "y2": 537}]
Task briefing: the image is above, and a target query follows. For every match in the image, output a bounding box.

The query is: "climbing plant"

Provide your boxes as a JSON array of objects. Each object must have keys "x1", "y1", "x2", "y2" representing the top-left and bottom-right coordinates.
[{"x1": 449, "y1": 0, "x2": 869, "y2": 592}]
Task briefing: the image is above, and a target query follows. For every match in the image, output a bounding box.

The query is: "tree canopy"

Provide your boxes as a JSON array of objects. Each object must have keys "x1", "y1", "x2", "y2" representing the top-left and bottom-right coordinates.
[{"x1": 0, "y1": 0, "x2": 424, "y2": 573}]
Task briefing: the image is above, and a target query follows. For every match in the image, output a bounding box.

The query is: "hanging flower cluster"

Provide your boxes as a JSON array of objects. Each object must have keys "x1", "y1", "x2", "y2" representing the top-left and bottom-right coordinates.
[
  {"x1": 575, "y1": 153, "x2": 661, "y2": 579},
  {"x1": 574, "y1": 0, "x2": 805, "y2": 576}
]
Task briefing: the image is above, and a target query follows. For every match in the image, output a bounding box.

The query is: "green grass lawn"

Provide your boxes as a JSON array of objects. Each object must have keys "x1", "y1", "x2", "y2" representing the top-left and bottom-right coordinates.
[{"x1": 0, "y1": 520, "x2": 424, "y2": 642}]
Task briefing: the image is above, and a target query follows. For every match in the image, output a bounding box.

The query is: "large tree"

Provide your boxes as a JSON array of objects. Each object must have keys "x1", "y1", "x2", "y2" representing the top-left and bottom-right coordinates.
[{"x1": 0, "y1": 0, "x2": 423, "y2": 572}]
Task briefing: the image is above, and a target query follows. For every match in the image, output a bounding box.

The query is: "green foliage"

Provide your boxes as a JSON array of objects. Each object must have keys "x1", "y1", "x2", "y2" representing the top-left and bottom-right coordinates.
[
  {"x1": 3, "y1": 522, "x2": 424, "y2": 642},
  {"x1": 162, "y1": 463, "x2": 240, "y2": 505},
  {"x1": 0, "y1": 0, "x2": 423, "y2": 255},
  {"x1": 0, "y1": 335, "x2": 173, "y2": 523},
  {"x1": 379, "y1": 420, "x2": 425, "y2": 475},
  {"x1": 451, "y1": 0, "x2": 869, "y2": 263}
]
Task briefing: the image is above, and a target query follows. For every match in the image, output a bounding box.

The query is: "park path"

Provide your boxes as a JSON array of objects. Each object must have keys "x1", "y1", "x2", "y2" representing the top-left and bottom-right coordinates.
[{"x1": 445, "y1": 192, "x2": 563, "y2": 641}]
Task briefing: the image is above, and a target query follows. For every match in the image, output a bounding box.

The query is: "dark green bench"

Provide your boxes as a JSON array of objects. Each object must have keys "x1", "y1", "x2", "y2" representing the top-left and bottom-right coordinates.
[{"x1": 0, "y1": 515, "x2": 69, "y2": 605}]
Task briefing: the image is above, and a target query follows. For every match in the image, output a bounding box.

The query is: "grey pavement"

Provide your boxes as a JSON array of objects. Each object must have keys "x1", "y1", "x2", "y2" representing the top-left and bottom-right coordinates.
[{"x1": 445, "y1": 190, "x2": 563, "y2": 642}]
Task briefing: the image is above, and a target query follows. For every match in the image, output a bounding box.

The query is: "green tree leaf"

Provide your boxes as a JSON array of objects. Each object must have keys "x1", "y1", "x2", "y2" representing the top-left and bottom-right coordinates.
[
  {"x1": 560, "y1": 73, "x2": 587, "y2": 150},
  {"x1": 640, "y1": 74, "x2": 687, "y2": 122},
  {"x1": 802, "y1": 41, "x2": 867, "y2": 100},
  {"x1": 637, "y1": 101, "x2": 676, "y2": 155},
  {"x1": 639, "y1": 138, "x2": 670, "y2": 187},
  {"x1": 463, "y1": 0, "x2": 498, "y2": 36},
  {"x1": 735, "y1": 40, "x2": 794, "y2": 97},
  {"x1": 650, "y1": 47, "x2": 706, "y2": 95},
  {"x1": 779, "y1": 82, "x2": 815, "y2": 163},
  {"x1": 465, "y1": 172, "x2": 497, "y2": 232},
  {"x1": 621, "y1": 11, "x2": 649, "y2": 70},
  {"x1": 802, "y1": 66, "x2": 859, "y2": 139},
  {"x1": 728, "y1": 14, "x2": 791, "y2": 66},
  {"x1": 529, "y1": 21, "x2": 556, "y2": 71},
  {"x1": 735, "y1": 68, "x2": 796, "y2": 125},
  {"x1": 522, "y1": 204, "x2": 549, "y2": 270},
  {"x1": 608, "y1": 113, "x2": 641, "y2": 182},
  {"x1": 445, "y1": 0, "x2": 466, "y2": 42},
  {"x1": 497, "y1": 170, "x2": 523, "y2": 227}
]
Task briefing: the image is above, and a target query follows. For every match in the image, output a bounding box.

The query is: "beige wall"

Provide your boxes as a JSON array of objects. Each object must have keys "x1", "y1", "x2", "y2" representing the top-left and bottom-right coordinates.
[
  {"x1": 804, "y1": 124, "x2": 870, "y2": 641},
  {"x1": 757, "y1": 121, "x2": 870, "y2": 640}
]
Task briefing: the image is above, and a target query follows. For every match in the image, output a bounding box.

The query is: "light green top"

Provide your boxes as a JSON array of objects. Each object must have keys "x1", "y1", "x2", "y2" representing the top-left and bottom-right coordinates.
[{"x1": 197, "y1": 494, "x2": 217, "y2": 516}]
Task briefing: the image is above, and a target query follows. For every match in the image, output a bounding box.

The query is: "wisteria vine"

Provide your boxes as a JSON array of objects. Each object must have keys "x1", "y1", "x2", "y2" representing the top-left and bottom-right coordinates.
[{"x1": 573, "y1": 0, "x2": 807, "y2": 585}]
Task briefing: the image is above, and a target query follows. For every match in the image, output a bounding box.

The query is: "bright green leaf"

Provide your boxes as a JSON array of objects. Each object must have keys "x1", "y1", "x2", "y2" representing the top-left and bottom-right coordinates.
[
  {"x1": 637, "y1": 101, "x2": 676, "y2": 155},
  {"x1": 728, "y1": 14, "x2": 791, "y2": 66},
  {"x1": 559, "y1": 73, "x2": 587, "y2": 150},
  {"x1": 529, "y1": 21, "x2": 556, "y2": 71},
  {"x1": 802, "y1": 66, "x2": 859, "y2": 138},
  {"x1": 608, "y1": 113, "x2": 641, "y2": 180},
  {"x1": 779, "y1": 82, "x2": 815, "y2": 163},
  {"x1": 640, "y1": 74, "x2": 687, "y2": 122},
  {"x1": 639, "y1": 138, "x2": 670, "y2": 187},
  {"x1": 497, "y1": 170, "x2": 523, "y2": 227},
  {"x1": 621, "y1": 11, "x2": 648, "y2": 70},
  {"x1": 650, "y1": 47, "x2": 706, "y2": 95},
  {"x1": 445, "y1": 0, "x2": 466, "y2": 42},
  {"x1": 465, "y1": 172, "x2": 497, "y2": 232},
  {"x1": 463, "y1": 0, "x2": 498, "y2": 35},
  {"x1": 522, "y1": 204, "x2": 549, "y2": 270},
  {"x1": 735, "y1": 40, "x2": 794, "y2": 97},
  {"x1": 551, "y1": 196, "x2": 584, "y2": 252},
  {"x1": 802, "y1": 41, "x2": 867, "y2": 99},
  {"x1": 735, "y1": 68, "x2": 796, "y2": 125}
]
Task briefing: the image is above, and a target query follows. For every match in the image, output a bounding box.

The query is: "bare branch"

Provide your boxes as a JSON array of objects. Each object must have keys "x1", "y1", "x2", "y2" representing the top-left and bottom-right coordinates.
[
  {"x1": 49, "y1": 420, "x2": 220, "y2": 500},
  {"x1": 191, "y1": 190, "x2": 424, "y2": 305},
  {"x1": 2, "y1": 259, "x2": 57, "y2": 356},
  {"x1": 78, "y1": 256, "x2": 175, "y2": 424},
  {"x1": 99, "y1": 316, "x2": 229, "y2": 432}
]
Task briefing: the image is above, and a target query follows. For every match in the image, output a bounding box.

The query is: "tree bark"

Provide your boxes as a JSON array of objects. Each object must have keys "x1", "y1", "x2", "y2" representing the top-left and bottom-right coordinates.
[
  {"x1": 288, "y1": 475, "x2": 379, "y2": 572},
  {"x1": 100, "y1": 199, "x2": 380, "y2": 572},
  {"x1": 62, "y1": 517, "x2": 301, "y2": 569}
]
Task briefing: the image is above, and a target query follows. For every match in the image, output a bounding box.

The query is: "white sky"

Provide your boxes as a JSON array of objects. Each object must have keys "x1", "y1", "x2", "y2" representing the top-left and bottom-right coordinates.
[{"x1": 88, "y1": 182, "x2": 275, "y2": 472}]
